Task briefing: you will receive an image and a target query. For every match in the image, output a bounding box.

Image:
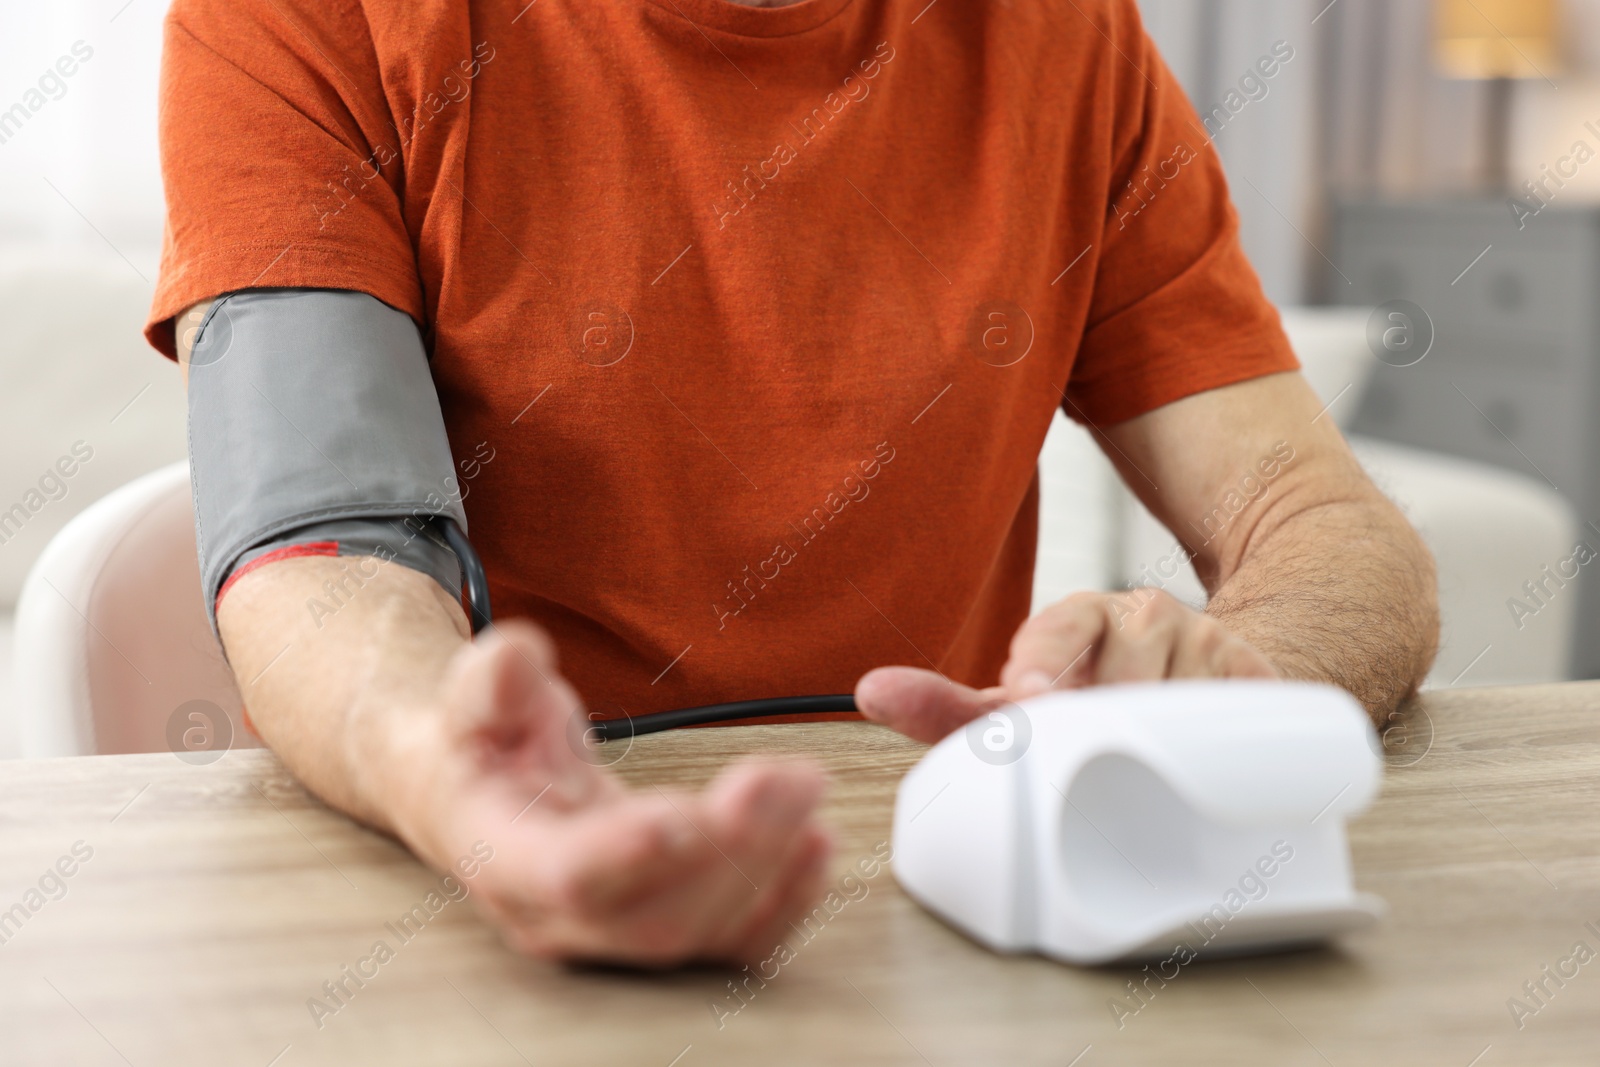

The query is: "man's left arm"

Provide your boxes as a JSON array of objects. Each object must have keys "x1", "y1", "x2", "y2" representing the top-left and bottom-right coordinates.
[
  {"x1": 1083, "y1": 368, "x2": 1438, "y2": 717},
  {"x1": 856, "y1": 370, "x2": 1439, "y2": 735}
]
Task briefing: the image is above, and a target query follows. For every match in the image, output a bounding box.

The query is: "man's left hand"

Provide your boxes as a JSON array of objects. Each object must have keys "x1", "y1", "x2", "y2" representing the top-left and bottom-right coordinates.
[{"x1": 854, "y1": 589, "x2": 1277, "y2": 744}]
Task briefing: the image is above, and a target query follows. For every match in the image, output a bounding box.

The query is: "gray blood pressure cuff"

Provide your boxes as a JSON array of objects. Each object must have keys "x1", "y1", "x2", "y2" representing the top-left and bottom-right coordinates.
[{"x1": 187, "y1": 288, "x2": 468, "y2": 636}]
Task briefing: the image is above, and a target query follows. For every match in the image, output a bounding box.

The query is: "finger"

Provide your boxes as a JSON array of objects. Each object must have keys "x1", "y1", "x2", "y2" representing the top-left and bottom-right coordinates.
[
  {"x1": 723, "y1": 824, "x2": 834, "y2": 965},
  {"x1": 444, "y1": 618, "x2": 561, "y2": 696},
  {"x1": 541, "y1": 819, "x2": 832, "y2": 969},
  {"x1": 441, "y1": 620, "x2": 570, "y2": 742},
  {"x1": 998, "y1": 594, "x2": 1109, "y2": 697},
  {"x1": 542, "y1": 764, "x2": 823, "y2": 946},
  {"x1": 1166, "y1": 612, "x2": 1279, "y2": 681},
  {"x1": 487, "y1": 818, "x2": 725, "y2": 964},
  {"x1": 1167, "y1": 613, "x2": 1230, "y2": 679},
  {"x1": 1218, "y1": 634, "x2": 1279, "y2": 679},
  {"x1": 484, "y1": 760, "x2": 830, "y2": 966},
  {"x1": 439, "y1": 621, "x2": 601, "y2": 803},
  {"x1": 672, "y1": 761, "x2": 829, "y2": 937},
  {"x1": 552, "y1": 803, "x2": 804, "y2": 966},
  {"x1": 703, "y1": 759, "x2": 826, "y2": 858},
  {"x1": 854, "y1": 666, "x2": 1003, "y2": 744},
  {"x1": 476, "y1": 793, "x2": 709, "y2": 936},
  {"x1": 1092, "y1": 592, "x2": 1183, "y2": 684}
]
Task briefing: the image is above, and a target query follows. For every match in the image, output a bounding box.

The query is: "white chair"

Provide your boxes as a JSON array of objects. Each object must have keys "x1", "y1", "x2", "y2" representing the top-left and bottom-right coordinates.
[{"x1": 12, "y1": 461, "x2": 250, "y2": 757}]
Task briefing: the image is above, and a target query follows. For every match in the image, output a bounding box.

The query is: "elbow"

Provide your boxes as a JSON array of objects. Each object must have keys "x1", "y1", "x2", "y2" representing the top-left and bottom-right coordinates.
[{"x1": 1365, "y1": 506, "x2": 1441, "y2": 724}]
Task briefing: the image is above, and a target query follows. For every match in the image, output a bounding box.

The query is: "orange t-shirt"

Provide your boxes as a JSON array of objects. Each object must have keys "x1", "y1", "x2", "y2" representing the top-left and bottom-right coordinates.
[{"x1": 146, "y1": 0, "x2": 1297, "y2": 721}]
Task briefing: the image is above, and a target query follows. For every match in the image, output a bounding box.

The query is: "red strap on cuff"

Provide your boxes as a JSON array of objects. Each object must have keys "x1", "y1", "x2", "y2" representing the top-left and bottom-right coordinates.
[{"x1": 215, "y1": 540, "x2": 340, "y2": 612}]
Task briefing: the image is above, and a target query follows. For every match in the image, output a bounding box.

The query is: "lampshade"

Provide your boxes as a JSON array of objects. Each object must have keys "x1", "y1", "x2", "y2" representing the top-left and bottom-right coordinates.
[{"x1": 1435, "y1": 0, "x2": 1563, "y2": 80}]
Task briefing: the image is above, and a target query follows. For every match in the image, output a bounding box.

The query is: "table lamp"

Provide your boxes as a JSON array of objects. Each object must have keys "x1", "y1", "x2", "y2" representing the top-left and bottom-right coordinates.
[{"x1": 1434, "y1": 0, "x2": 1563, "y2": 191}]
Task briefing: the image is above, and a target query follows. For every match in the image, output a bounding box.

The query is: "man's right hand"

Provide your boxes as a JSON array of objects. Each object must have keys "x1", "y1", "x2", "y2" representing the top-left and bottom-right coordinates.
[
  {"x1": 389, "y1": 622, "x2": 834, "y2": 966},
  {"x1": 186, "y1": 292, "x2": 834, "y2": 967},
  {"x1": 216, "y1": 548, "x2": 832, "y2": 969}
]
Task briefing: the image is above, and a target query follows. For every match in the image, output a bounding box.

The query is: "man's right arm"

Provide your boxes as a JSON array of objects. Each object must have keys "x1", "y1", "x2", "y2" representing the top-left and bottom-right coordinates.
[
  {"x1": 178, "y1": 299, "x2": 834, "y2": 965},
  {"x1": 215, "y1": 537, "x2": 470, "y2": 835}
]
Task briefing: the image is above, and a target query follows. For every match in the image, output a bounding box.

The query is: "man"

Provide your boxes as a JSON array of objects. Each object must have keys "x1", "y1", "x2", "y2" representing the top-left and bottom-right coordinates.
[{"x1": 148, "y1": 0, "x2": 1437, "y2": 966}]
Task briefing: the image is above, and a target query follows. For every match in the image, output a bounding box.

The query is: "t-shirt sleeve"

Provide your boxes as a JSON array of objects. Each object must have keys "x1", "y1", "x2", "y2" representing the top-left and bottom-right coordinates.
[
  {"x1": 1063, "y1": 4, "x2": 1300, "y2": 427},
  {"x1": 144, "y1": 0, "x2": 424, "y2": 360}
]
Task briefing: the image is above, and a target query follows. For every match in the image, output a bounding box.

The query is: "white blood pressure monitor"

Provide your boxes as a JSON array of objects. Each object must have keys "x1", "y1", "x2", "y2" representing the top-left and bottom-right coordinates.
[{"x1": 892, "y1": 681, "x2": 1385, "y2": 965}]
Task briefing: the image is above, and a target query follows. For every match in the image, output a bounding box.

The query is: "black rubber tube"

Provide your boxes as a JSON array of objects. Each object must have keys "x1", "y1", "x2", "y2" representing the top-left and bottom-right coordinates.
[
  {"x1": 435, "y1": 515, "x2": 493, "y2": 634},
  {"x1": 435, "y1": 517, "x2": 857, "y2": 737},
  {"x1": 589, "y1": 694, "x2": 858, "y2": 741}
]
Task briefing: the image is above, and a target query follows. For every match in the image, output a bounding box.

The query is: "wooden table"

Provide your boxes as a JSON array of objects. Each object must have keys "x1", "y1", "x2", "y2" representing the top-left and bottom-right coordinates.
[{"x1": 2, "y1": 683, "x2": 1598, "y2": 1066}]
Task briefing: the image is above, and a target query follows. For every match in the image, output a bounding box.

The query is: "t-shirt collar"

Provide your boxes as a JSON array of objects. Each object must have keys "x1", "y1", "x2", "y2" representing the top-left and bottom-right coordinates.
[{"x1": 645, "y1": 0, "x2": 857, "y2": 38}]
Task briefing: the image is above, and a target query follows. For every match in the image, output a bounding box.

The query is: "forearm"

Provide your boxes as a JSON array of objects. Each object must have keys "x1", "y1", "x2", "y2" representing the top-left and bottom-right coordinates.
[
  {"x1": 217, "y1": 556, "x2": 470, "y2": 834},
  {"x1": 1096, "y1": 373, "x2": 1440, "y2": 721},
  {"x1": 1205, "y1": 485, "x2": 1439, "y2": 720}
]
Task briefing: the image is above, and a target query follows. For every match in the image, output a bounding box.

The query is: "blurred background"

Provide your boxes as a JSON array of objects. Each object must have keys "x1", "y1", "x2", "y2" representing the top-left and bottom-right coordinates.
[{"x1": 1, "y1": 0, "x2": 1596, "y2": 755}]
